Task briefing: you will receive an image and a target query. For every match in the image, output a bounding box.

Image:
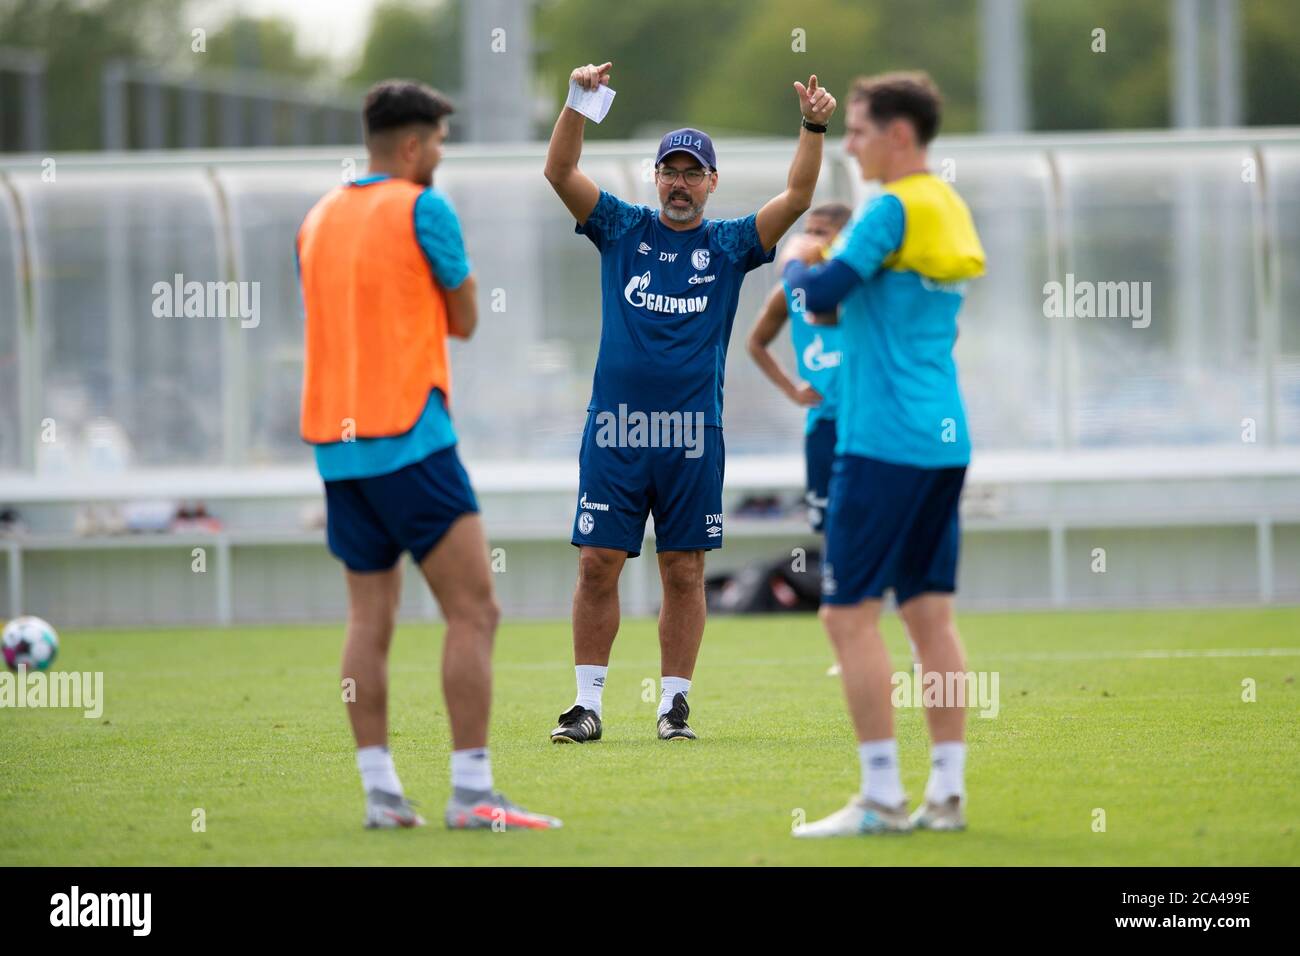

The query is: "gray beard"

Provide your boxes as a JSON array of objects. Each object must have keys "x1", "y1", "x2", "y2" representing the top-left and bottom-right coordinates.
[{"x1": 662, "y1": 195, "x2": 706, "y2": 222}]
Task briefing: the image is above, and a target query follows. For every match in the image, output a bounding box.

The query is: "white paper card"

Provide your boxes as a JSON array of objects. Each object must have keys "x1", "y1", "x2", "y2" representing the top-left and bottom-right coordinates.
[{"x1": 565, "y1": 79, "x2": 616, "y2": 124}]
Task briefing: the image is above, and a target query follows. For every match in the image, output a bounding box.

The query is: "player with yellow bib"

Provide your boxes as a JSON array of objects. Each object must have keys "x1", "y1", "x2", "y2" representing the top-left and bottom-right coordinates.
[{"x1": 780, "y1": 72, "x2": 986, "y2": 838}]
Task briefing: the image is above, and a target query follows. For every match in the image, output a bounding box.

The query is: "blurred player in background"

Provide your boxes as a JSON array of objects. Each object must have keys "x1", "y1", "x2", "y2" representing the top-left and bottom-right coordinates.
[
  {"x1": 543, "y1": 60, "x2": 835, "y2": 744},
  {"x1": 781, "y1": 72, "x2": 985, "y2": 837},
  {"x1": 748, "y1": 201, "x2": 851, "y2": 677},
  {"x1": 746, "y1": 202, "x2": 852, "y2": 537},
  {"x1": 297, "y1": 80, "x2": 560, "y2": 831}
]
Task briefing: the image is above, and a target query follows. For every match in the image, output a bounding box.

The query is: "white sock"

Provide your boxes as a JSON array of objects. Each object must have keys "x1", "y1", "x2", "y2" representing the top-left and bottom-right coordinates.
[
  {"x1": 451, "y1": 747, "x2": 493, "y2": 793},
  {"x1": 925, "y1": 741, "x2": 966, "y2": 802},
  {"x1": 858, "y1": 738, "x2": 905, "y2": 808},
  {"x1": 658, "y1": 676, "x2": 692, "y2": 718},
  {"x1": 575, "y1": 664, "x2": 607, "y2": 716},
  {"x1": 357, "y1": 745, "x2": 402, "y2": 796}
]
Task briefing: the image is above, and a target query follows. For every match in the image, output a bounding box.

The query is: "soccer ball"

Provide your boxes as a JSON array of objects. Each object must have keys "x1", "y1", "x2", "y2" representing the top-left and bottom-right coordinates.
[{"x1": 3, "y1": 616, "x2": 59, "y2": 672}]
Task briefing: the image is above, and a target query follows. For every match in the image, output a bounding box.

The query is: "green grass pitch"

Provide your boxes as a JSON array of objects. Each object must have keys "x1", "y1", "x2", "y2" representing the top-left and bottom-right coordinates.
[{"x1": 2, "y1": 607, "x2": 1297, "y2": 866}]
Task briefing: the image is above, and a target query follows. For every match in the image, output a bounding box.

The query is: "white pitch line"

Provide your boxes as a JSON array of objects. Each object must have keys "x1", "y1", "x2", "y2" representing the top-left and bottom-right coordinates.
[
  {"x1": 982, "y1": 648, "x2": 1300, "y2": 662},
  {"x1": 140, "y1": 648, "x2": 1300, "y2": 680},
  {"x1": 486, "y1": 647, "x2": 1300, "y2": 672}
]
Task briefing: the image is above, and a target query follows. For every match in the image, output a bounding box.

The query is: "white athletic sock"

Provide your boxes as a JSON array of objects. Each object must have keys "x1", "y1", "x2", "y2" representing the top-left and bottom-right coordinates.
[
  {"x1": 858, "y1": 738, "x2": 905, "y2": 808},
  {"x1": 357, "y1": 745, "x2": 402, "y2": 796},
  {"x1": 658, "y1": 676, "x2": 692, "y2": 718},
  {"x1": 574, "y1": 664, "x2": 608, "y2": 716},
  {"x1": 925, "y1": 741, "x2": 967, "y2": 802},
  {"x1": 451, "y1": 747, "x2": 493, "y2": 794}
]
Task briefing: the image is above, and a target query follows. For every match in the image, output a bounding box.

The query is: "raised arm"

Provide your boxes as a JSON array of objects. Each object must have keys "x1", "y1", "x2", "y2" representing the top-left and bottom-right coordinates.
[
  {"x1": 755, "y1": 75, "x2": 837, "y2": 251},
  {"x1": 543, "y1": 61, "x2": 611, "y2": 225}
]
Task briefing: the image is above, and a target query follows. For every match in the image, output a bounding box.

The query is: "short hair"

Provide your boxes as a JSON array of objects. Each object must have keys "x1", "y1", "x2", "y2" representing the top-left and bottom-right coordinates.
[
  {"x1": 849, "y1": 71, "x2": 942, "y2": 145},
  {"x1": 363, "y1": 80, "x2": 454, "y2": 140},
  {"x1": 808, "y1": 202, "x2": 852, "y2": 229}
]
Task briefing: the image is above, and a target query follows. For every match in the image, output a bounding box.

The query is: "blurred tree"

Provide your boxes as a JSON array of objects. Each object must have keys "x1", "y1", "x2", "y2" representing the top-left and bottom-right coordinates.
[
  {"x1": 684, "y1": 0, "x2": 978, "y2": 136},
  {"x1": 536, "y1": 0, "x2": 981, "y2": 137},
  {"x1": 1026, "y1": 0, "x2": 1169, "y2": 130},
  {"x1": 1244, "y1": 0, "x2": 1300, "y2": 126},
  {"x1": 198, "y1": 14, "x2": 327, "y2": 78},
  {"x1": 536, "y1": 0, "x2": 1299, "y2": 137},
  {"x1": 535, "y1": 0, "x2": 751, "y2": 138},
  {"x1": 349, "y1": 0, "x2": 461, "y2": 95},
  {"x1": 1, "y1": 0, "x2": 1296, "y2": 153},
  {"x1": 0, "y1": 0, "x2": 185, "y2": 150}
]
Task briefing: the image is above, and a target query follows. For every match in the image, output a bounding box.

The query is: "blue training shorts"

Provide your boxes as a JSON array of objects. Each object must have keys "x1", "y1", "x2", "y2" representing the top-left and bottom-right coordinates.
[
  {"x1": 324, "y1": 445, "x2": 479, "y2": 572},
  {"x1": 804, "y1": 416, "x2": 837, "y2": 534},
  {"x1": 821, "y1": 453, "x2": 966, "y2": 606},
  {"x1": 570, "y1": 412, "x2": 725, "y2": 557}
]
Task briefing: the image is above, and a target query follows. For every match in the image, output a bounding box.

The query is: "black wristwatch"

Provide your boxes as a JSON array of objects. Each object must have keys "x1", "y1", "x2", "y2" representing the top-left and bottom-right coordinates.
[{"x1": 802, "y1": 118, "x2": 828, "y2": 134}]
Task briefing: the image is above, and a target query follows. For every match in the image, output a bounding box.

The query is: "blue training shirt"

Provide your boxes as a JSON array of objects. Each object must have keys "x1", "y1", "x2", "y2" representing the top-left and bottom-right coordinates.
[
  {"x1": 783, "y1": 281, "x2": 842, "y2": 433},
  {"x1": 577, "y1": 190, "x2": 773, "y2": 425},
  {"x1": 309, "y1": 173, "x2": 470, "y2": 481},
  {"x1": 783, "y1": 176, "x2": 984, "y2": 468}
]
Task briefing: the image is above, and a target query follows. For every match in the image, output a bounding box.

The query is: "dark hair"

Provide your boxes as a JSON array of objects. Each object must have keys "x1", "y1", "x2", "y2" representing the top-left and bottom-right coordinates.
[
  {"x1": 363, "y1": 80, "x2": 454, "y2": 138},
  {"x1": 809, "y1": 202, "x2": 852, "y2": 229},
  {"x1": 849, "y1": 71, "x2": 942, "y2": 145}
]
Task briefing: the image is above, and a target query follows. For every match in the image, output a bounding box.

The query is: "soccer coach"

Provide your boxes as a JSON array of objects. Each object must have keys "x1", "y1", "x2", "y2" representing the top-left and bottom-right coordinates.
[{"x1": 543, "y1": 61, "x2": 836, "y2": 744}]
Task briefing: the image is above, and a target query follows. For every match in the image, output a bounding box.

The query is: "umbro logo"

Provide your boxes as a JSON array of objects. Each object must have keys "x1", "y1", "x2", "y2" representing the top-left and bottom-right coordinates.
[{"x1": 637, "y1": 242, "x2": 651, "y2": 255}]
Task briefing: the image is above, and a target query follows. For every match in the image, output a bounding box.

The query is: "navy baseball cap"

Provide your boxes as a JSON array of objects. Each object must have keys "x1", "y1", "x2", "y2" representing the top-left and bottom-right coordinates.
[{"x1": 655, "y1": 128, "x2": 717, "y2": 170}]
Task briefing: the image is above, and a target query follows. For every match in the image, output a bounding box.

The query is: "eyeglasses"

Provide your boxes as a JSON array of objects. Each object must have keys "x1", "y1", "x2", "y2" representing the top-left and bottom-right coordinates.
[{"x1": 655, "y1": 166, "x2": 709, "y2": 186}]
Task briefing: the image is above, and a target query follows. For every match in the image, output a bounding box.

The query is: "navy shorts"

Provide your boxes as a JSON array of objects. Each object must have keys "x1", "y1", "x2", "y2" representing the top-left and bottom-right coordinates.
[
  {"x1": 804, "y1": 417, "x2": 837, "y2": 533},
  {"x1": 324, "y1": 445, "x2": 480, "y2": 572},
  {"x1": 821, "y1": 454, "x2": 966, "y2": 606},
  {"x1": 571, "y1": 413, "x2": 725, "y2": 557}
]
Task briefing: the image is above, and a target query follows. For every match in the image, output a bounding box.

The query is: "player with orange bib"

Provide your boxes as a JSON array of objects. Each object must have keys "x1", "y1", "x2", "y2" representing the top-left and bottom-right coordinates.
[{"x1": 298, "y1": 80, "x2": 560, "y2": 832}]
